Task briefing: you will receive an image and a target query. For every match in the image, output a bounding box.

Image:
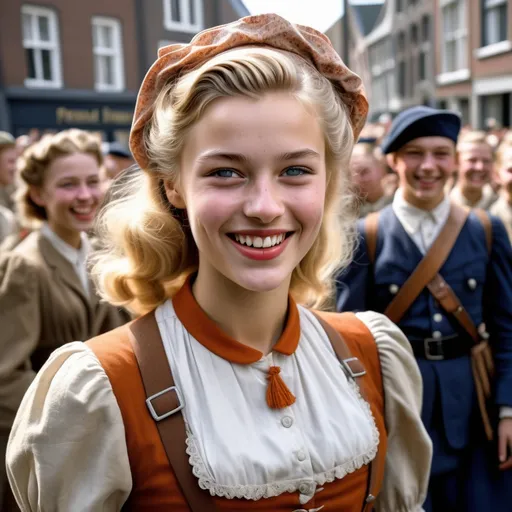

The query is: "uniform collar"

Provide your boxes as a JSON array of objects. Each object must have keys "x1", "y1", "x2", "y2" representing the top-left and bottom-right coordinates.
[
  {"x1": 172, "y1": 275, "x2": 301, "y2": 364},
  {"x1": 392, "y1": 189, "x2": 451, "y2": 235}
]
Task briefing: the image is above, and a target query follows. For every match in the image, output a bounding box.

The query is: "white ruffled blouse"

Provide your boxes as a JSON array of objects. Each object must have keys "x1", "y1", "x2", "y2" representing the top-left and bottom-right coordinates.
[{"x1": 7, "y1": 299, "x2": 432, "y2": 512}]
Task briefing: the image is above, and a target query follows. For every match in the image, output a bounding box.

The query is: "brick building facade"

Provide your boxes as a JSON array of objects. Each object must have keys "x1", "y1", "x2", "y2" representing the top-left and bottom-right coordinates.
[{"x1": 0, "y1": 0, "x2": 245, "y2": 141}]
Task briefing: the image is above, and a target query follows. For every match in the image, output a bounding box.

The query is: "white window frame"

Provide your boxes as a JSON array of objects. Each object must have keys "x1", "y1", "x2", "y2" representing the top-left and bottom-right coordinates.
[
  {"x1": 482, "y1": 0, "x2": 508, "y2": 47},
  {"x1": 163, "y1": 0, "x2": 203, "y2": 33},
  {"x1": 440, "y1": 0, "x2": 468, "y2": 73},
  {"x1": 92, "y1": 17, "x2": 125, "y2": 92},
  {"x1": 21, "y1": 4, "x2": 62, "y2": 88}
]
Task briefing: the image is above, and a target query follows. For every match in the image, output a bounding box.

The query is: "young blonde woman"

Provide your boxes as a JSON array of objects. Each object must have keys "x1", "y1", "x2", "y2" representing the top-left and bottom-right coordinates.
[{"x1": 7, "y1": 15, "x2": 431, "y2": 512}]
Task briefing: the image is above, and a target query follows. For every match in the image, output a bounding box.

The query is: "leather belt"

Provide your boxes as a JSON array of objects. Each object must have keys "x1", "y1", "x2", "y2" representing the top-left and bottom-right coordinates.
[{"x1": 409, "y1": 334, "x2": 471, "y2": 361}]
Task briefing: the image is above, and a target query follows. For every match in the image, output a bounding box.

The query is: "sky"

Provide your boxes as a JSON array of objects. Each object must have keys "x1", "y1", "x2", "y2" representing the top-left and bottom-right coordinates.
[{"x1": 242, "y1": 0, "x2": 385, "y2": 33}]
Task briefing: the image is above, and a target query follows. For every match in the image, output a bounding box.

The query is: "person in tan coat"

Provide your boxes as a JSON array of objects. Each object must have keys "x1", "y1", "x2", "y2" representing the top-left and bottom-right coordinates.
[{"x1": 0, "y1": 129, "x2": 129, "y2": 510}]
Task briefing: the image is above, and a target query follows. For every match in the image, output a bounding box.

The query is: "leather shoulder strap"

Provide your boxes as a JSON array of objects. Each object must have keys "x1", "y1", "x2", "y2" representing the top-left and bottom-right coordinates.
[
  {"x1": 473, "y1": 208, "x2": 493, "y2": 255},
  {"x1": 310, "y1": 311, "x2": 385, "y2": 512},
  {"x1": 129, "y1": 311, "x2": 215, "y2": 511},
  {"x1": 364, "y1": 212, "x2": 380, "y2": 265},
  {"x1": 384, "y1": 203, "x2": 470, "y2": 324}
]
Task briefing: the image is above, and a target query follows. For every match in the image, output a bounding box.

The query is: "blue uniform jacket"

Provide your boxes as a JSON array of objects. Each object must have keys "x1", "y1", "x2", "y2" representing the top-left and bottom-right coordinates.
[{"x1": 336, "y1": 205, "x2": 512, "y2": 464}]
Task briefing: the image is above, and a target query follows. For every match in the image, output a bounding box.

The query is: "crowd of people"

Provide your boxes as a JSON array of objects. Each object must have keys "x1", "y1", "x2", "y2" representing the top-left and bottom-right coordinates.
[
  {"x1": 350, "y1": 118, "x2": 512, "y2": 236},
  {"x1": 0, "y1": 11, "x2": 511, "y2": 512}
]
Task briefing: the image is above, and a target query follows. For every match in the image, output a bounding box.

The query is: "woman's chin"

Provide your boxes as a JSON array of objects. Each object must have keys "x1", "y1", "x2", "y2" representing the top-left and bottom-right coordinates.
[{"x1": 228, "y1": 269, "x2": 292, "y2": 295}]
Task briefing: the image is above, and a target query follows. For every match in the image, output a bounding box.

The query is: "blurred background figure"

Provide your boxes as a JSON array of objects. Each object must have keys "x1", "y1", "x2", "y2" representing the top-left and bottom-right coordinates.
[
  {"x1": 0, "y1": 132, "x2": 18, "y2": 246},
  {"x1": 491, "y1": 140, "x2": 512, "y2": 243},
  {"x1": 0, "y1": 129, "x2": 130, "y2": 508},
  {"x1": 100, "y1": 141, "x2": 135, "y2": 192},
  {"x1": 350, "y1": 140, "x2": 394, "y2": 217},
  {"x1": 451, "y1": 131, "x2": 498, "y2": 210}
]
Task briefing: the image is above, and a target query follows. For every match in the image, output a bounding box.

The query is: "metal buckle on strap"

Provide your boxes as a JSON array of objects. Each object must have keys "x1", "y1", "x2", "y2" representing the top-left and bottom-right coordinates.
[
  {"x1": 146, "y1": 386, "x2": 184, "y2": 422},
  {"x1": 424, "y1": 338, "x2": 444, "y2": 361},
  {"x1": 340, "y1": 357, "x2": 366, "y2": 379}
]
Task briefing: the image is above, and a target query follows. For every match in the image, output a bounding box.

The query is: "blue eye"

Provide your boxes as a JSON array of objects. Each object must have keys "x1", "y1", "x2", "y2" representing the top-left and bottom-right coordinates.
[
  {"x1": 283, "y1": 167, "x2": 308, "y2": 177},
  {"x1": 211, "y1": 169, "x2": 239, "y2": 178}
]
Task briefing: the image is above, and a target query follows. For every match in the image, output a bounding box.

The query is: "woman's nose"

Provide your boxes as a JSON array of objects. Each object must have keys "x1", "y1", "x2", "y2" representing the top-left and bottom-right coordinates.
[{"x1": 243, "y1": 182, "x2": 285, "y2": 223}]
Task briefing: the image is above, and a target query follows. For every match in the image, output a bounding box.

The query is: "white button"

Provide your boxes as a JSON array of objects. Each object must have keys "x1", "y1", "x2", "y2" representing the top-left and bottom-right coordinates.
[
  {"x1": 467, "y1": 278, "x2": 477, "y2": 290},
  {"x1": 299, "y1": 481, "x2": 314, "y2": 495},
  {"x1": 432, "y1": 331, "x2": 442, "y2": 339},
  {"x1": 433, "y1": 313, "x2": 443, "y2": 323},
  {"x1": 297, "y1": 450, "x2": 307, "y2": 462},
  {"x1": 281, "y1": 416, "x2": 293, "y2": 428},
  {"x1": 389, "y1": 284, "x2": 399, "y2": 294}
]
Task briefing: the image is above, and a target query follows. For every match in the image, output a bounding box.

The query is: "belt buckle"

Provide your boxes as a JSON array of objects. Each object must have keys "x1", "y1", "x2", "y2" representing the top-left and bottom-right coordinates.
[{"x1": 424, "y1": 337, "x2": 445, "y2": 361}]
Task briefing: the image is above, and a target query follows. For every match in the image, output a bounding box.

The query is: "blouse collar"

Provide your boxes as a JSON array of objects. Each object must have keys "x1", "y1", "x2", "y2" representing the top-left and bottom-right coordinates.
[{"x1": 172, "y1": 275, "x2": 301, "y2": 364}]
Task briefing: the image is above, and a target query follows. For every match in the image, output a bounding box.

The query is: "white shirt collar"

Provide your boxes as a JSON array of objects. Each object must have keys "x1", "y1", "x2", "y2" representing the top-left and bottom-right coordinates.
[
  {"x1": 40, "y1": 223, "x2": 90, "y2": 272},
  {"x1": 392, "y1": 188, "x2": 451, "y2": 236}
]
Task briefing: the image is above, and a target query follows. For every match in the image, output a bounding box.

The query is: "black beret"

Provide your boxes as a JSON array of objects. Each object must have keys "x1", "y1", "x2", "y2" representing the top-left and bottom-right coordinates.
[
  {"x1": 381, "y1": 106, "x2": 461, "y2": 154},
  {"x1": 107, "y1": 141, "x2": 133, "y2": 159},
  {"x1": 357, "y1": 136, "x2": 378, "y2": 145}
]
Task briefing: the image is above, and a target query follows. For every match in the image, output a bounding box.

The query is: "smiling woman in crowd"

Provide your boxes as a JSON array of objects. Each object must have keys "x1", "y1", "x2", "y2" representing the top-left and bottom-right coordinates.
[
  {"x1": 0, "y1": 128, "x2": 129, "y2": 510},
  {"x1": 7, "y1": 15, "x2": 430, "y2": 512}
]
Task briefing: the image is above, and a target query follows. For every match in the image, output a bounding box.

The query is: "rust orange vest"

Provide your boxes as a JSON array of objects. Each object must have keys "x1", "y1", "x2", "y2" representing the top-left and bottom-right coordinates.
[{"x1": 87, "y1": 311, "x2": 386, "y2": 511}]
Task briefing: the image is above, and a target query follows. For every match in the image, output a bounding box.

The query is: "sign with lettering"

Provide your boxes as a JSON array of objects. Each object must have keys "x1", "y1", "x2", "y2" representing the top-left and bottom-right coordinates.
[
  {"x1": 9, "y1": 98, "x2": 135, "y2": 134},
  {"x1": 55, "y1": 106, "x2": 133, "y2": 125}
]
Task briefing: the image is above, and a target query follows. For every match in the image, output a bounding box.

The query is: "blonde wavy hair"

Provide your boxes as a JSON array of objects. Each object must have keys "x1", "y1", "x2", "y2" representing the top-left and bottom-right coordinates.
[
  {"x1": 92, "y1": 47, "x2": 357, "y2": 314},
  {"x1": 16, "y1": 129, "x2": 103, "y2": 227}
]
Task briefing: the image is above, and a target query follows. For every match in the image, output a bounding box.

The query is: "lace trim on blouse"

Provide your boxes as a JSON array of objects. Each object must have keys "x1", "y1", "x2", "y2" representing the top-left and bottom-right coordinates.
[{"x1": 185, "y1": 379, "x2": 380, "y2": 500}]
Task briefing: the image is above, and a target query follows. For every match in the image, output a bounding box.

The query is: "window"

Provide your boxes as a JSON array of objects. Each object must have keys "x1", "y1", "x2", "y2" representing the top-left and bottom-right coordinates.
[
  {"x1": 410, "y1": 24, "x2": 418, "y2": 45},
  {"x1": 397, "y1": 32, "x2": 406, "y2": 52},
  {"x1": 482, "y1": 0, "x2": 508, "y2": 46},
  {"x1": 163, "y1": 0, "x2": 203, "y2": 33},
  {"x1": 422, "y1": 15, "x2": 430, "y2": 43},
  {"x1": 441, "y1": 0, "x2": 468, "y2": 73},
  {"x1": 21, "y1": 5, "x2": 62, "y2": 88},
  {"x1": 92, "y1": 17, "x2": 125, "y2": 92},
  {"x1": 370, "y1": 39, "x2": 395, "y2": 112},
  {"x1": 419, "y1": 16, "x2": 431, "y2": 82},
  {"x1": 398, "y1": 61, "x2": 407, "y2": 97}
]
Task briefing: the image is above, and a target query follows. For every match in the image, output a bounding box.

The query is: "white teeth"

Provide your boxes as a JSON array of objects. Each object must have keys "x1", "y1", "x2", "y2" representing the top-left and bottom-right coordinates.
[
  {"x1": 232, "y1": 233, "x2": 288, "y2": 248},
  {"x1": 253, "y1": 237, "x2": 263, "y2": 248},
  {"x1": 73, "y1": 207, "x2": 93, "y2": 214}
]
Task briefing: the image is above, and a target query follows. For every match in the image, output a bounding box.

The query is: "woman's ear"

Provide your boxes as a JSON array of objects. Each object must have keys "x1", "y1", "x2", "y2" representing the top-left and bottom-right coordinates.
[
  {"x1": 29, "y1": 186, "x2": 45, "y2": 207},
  {"x1": 163, "y1": 179, "x2": 186, "y2": 209}
]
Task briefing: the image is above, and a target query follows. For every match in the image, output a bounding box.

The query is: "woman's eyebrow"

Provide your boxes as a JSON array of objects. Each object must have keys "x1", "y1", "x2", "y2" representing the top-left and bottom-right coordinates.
[
  {"x1": 196, "y1": 151, "x2": 248, "y2": 163},
  {"x1": 279, "y1": 149, "x2": 321, "y2": 161}
]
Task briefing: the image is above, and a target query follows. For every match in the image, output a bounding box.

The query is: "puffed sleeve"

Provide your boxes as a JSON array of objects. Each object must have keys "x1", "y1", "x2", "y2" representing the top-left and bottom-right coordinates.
[
  {"x1": 356, "y1": 311, "x2": 432, "y2": 512},
  {"x1": 0, "y1": 253, "x2": 40, "y2": 429},
  {"x1": 6, "y1": 342, "x2": 132, "y2": 511}
]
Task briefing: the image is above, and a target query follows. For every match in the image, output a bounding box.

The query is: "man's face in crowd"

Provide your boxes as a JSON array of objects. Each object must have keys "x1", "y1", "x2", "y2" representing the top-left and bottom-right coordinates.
[
  {"x1": 388, "y1": 136, "x2": 457, "y2": 210},
  {"x1": 457, "y1": 142, "x2": 494, "y2": 194}
]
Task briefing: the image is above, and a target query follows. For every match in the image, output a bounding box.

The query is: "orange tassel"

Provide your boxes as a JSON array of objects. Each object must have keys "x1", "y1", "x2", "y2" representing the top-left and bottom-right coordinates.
[{"x1": 266, "y1": 366, "x2": 296, "y2": 409}]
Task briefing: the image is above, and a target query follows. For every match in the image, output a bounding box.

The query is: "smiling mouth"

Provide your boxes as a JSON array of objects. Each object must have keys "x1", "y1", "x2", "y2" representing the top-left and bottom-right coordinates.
[
  {"x1": 71, "y1": 205, "x2": 96, "y2": 216},
  {"x1": 227, "y1": 232, "x2": 293, "y2": 248}
]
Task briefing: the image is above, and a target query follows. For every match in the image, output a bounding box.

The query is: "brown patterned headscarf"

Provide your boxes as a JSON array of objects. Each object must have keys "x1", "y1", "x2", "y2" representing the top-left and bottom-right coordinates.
[{"x1": 129, "y1": 13, "x2": 368, "y2": 169}]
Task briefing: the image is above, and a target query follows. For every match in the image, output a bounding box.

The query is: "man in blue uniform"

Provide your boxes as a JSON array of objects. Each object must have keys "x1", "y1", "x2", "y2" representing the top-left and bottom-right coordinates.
[{"x1": 337, "y1": 106, "x2": 512, "y2": 511}]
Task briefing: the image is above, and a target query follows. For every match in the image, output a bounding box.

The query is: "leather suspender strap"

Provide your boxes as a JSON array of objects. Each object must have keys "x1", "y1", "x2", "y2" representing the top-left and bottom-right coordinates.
[
  {"x1": 364, "y1": 212, "x2": 380, "y2": 265},
  {"x1": 384, "y1": 204, "x2": 470, "y2": 324},
  {"x1": 473, "y1": 208, "x2": 492, "y2": 254},
  {"x1": 311, "y1": 312, "x2": 384, "y2": 512},
  {"x1": 129, "y1": 312, "x2": 216, "y2": 511},
  {"x1": 427, "y1": 274, "x2": 480, "y2": 342}
]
